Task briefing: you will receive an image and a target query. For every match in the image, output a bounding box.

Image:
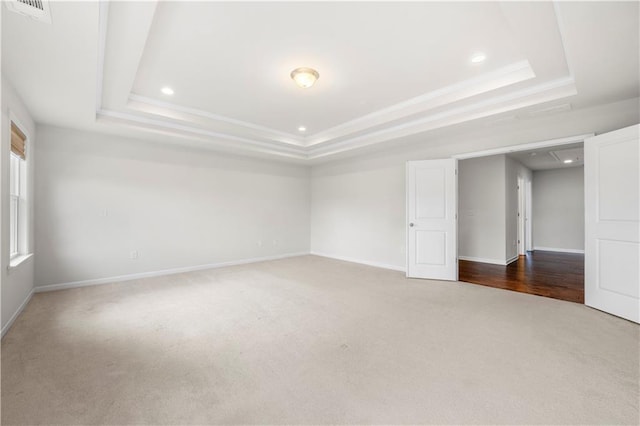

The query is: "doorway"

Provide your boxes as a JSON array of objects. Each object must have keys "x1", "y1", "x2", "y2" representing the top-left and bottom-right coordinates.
[{"x1": 455, "y1": 139, "x2": 586, "y2": 303}]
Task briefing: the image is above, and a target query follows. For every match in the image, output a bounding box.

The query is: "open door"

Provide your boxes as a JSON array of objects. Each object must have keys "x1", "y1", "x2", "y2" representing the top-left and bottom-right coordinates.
[
  {"x1": 406, "y1": 159, "x2": 458, "y2": 281},
  {"x1": 585, "y1": 125, "x2": 639, "y2": 323},
  {"x1": 525, "y1": 180, "x2": 533, "y2": 252},
  {"x1": 517, "y1": 176, "x2": 525, "y2": 256}
]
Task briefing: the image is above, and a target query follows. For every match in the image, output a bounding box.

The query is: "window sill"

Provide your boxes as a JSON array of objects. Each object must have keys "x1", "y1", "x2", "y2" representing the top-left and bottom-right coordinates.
[{"x1": 8, "y1": 253, "x2": 33, "y2": 272}]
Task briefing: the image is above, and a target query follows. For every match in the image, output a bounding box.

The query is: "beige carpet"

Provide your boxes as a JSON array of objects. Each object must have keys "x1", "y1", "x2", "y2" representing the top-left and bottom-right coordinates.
[{"x1": 1, "y1": 255, "x2": 638, "y2": 425}]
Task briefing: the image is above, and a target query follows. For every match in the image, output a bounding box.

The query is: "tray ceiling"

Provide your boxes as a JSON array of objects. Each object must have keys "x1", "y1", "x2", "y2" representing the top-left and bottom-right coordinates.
[{"x1": 3, "y1": 1, "x2": 639, "y2": 162}]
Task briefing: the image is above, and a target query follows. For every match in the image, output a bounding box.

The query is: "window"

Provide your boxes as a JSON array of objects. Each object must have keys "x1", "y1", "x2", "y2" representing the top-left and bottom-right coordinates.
[{"x1": 10, "y1": 122, "x2": 27, "y2": 260}]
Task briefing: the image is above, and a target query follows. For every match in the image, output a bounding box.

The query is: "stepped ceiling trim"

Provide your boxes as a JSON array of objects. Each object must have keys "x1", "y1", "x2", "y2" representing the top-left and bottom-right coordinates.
[{"x1": 95, "y1": 1, "x2": 579, "y2": 161}]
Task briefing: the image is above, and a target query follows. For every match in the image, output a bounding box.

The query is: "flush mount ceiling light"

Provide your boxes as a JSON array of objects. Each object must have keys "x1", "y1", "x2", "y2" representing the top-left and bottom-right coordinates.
[
  {"x1": 298, "y1": 126, "x2": 307, "y2": 132},
  {"x1": 290, "y1": 67, "x2": 319, "y2": 89},
  {"x1": 564, "y1": 159, "x2": 573, "y2": 164},
  {"x1": 470, "y1": 52, "x2": 486, "y2": 63},
  {"x1": 161, "y1": 86, "x2": 174, "y2": 95}
]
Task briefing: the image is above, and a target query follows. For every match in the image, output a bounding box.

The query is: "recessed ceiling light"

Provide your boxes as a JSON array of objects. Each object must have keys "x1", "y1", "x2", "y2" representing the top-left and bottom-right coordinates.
[
  {"x1": 161, "y1": 87, "x2": 174, "y2": 96},
  {"x1": 470, "y1": 52, "x2": 486, "y2": 63},
  {"x1": 290, "y1": 67, "x2": 319, "y2": 89},
  {"x1": 530, "y1": 152, "x2": 537, "y2": 157},
  {"x1": 298, "y1": 126, "x2": 307, "y2": 132},
  {"x1": 564, "y1": 159, "x2": 573, "y2": 164}
]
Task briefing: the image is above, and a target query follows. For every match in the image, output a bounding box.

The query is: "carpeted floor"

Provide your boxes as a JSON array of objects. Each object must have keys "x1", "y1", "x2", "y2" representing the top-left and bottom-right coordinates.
[{"x1": 1, "y1": 255, "x2": 638, "y2": 424}]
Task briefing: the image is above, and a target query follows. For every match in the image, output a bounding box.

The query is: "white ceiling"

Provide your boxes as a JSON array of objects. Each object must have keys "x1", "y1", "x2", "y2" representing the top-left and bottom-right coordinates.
[
  {"x1": 134, "y1": 2, "x2": 527, "y2": 134},
  {"x1": 507, "y1": 143, "x2": 584, "y2": 171},
  {"x1": 2, "y1": 1, "x2": 639, "y2": 163}
]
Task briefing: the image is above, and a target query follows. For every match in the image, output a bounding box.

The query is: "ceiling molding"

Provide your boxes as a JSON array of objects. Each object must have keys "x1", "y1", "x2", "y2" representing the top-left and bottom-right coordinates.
[
  {"x1": 124, "y1": 60, "x2": 538, "y2": 152},
  {"x1": 305, "y1": 76, "x2": 577, "y2": 160},
  {"x1": 305, "y1": 60, "x2": 536, "y2": 147},
  {"x1": 127, "y1": 94, "x2": 305, "y2": 146},
  {"x1": 103, "y1": 70, "x2": 577, "y2": 162},
  {"x1": 99, "y1": 1, "x2": 158, "y2": 109},
  {"x1": 96, "y1": 109, "x2": 308, "y2": 160},
  {"x1": 527, "y1": 102, "x2": 572, "y2": 117},
  {"x1": 452, "y1": 133, "x2": 594, "y2": 160},
  {"x1": 95, "y1": 0, "x2": 581, "y2": 162},
  {"x1": 552, "y1": 1, "x2": 576, "y2": 79}
]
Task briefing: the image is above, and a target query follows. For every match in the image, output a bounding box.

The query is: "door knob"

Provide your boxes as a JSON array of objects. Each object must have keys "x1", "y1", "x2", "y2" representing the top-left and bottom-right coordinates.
[{"x1": 409, "y1": 223, "x2": 415, "y2": 227}]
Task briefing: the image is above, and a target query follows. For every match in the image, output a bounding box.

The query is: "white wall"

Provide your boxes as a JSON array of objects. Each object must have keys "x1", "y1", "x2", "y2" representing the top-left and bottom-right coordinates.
[
  {"x1": 310, "y1": 162, "x2": 406, "y2": 270},
  {"x1": 311, "y1": 98, "x2": 638, "y2": 271},
  {"x1": 458, "y1": 154, "x2": 531, "y2": 264},
  {"x1": 1, "y1": 77, "x2": 36, "y2": 334},
  {"x1": 34, "y1": 125, "x2": 310, "y2": 288},
  {"x1": 458, "y1": 155, "x2": 506, "y2": 263},
  {"x1": 532, "y1": 166, "x2": 585, "y2": 252}
]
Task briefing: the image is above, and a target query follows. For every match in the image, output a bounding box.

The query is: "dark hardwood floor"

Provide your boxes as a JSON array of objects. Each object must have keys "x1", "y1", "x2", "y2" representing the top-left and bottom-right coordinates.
[{"x1": 459, "y1": 251, "x2": 584, "y2": 303}]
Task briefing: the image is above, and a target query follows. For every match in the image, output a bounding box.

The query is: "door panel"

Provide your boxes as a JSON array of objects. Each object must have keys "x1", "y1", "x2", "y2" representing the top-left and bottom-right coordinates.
[
  {"x1": 598, "y1": 140, "x2": 638, "y2": 221},
  {"x1": 585, "y1": 124, "x2": 639, "y2": 323},
  {"x1": 597, "y1": 240, "x2": 639, "y2": 298},
  {"x1": 407, "y1": 159, "x2": 458, "y2": 281},
  {"x1": 416, "y1": 230, "x2": 446, "y2": 265},
  {"x1": 415, "y1": 168, "x2": 446, "y2": 219}
]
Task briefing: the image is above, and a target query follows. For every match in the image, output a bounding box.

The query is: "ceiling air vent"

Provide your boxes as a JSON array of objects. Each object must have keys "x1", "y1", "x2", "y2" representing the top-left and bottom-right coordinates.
[
  {"x1": 550, "y1": 147, "x2": 583, "y2": 164},
  {"x1": 5, "y1": 0, "x2": 51, "y2": 24}
]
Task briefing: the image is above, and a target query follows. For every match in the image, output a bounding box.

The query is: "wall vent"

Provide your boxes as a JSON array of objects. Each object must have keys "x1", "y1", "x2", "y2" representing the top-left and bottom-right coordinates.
[
  {"x1": 549, "y1": 147, "x2": 583, "y2": 164},
  {"x1": 5, "y1": 0, "x2": 51, "y2": 24}
]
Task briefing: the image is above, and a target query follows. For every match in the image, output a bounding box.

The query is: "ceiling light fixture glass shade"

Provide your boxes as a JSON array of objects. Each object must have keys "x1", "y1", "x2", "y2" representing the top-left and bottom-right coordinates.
[
  {"x1": 470, "y1": 53, "x2": 486, "y2": 63},
  {"x1": 290, "y1": 67, "x2": 319, "y2": 88}
]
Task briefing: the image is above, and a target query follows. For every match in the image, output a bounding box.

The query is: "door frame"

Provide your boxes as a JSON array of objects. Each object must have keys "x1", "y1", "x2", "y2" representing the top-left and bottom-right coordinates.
[
  {"x1": 406, "y1": 159, "x2": 459, "y2": 281},
  {"x1": 452, "y1": 133, "x2": 593, "y2": 299},
  {"x1": 525, "y1": 180, "x2": 533, "y2": 252},
  {"x1": 451, "y1": 134, "x2": 594, "y2": 161},
  {"x1": 517, "y1": 175, "x2": 526, "y2": 255}
]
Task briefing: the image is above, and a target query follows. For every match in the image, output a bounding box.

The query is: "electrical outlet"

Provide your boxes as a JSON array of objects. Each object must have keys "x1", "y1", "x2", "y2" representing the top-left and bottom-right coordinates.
[
  {"x1": 130, "y1": 250, "x2": 139, "y2": 260},
  {"x1": 100, "y1": 209, "x2": 108, "y2": 217},
  {"x1": 272, "y1": 240, "x2": 278, "y2": 246},
  {"x1": 257, "y1": 240, "x2": 263, "y2": 247}
]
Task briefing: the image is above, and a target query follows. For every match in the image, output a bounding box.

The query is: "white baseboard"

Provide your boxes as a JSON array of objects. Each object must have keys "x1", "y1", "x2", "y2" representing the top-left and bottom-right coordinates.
[
  {"x1": 310, "y1": 252, "x2": 405, "y2": 272},
  {"x1": 34, "y1": 252, "x2": 309, "y2": 293},
  {"x1": 1, "y1": 288, "x2": 34, "y2": 338},
  {"x1": 506, "y1": 255, "x2": 519, "y2": 265},
  {"x1": 458, "y1": 255, "x2": 510, "y2": 266},
  {"x1": 534, "y1": 247, "x2": 585, "y2": 254}
]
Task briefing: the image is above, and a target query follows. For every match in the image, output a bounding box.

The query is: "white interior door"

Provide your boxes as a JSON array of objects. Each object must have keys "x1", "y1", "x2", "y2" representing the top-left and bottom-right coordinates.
[
  {"x1": 406, "y1": 159, "x2": 458, "y2": 281},
  {"x1": 585, "y1": 124, "x2": 639, "y2": 323},
  {"x1": 518, "y1": 176, "x2": 525, "y2": 256},
  {"x1": 525, "y1": 180, "x2": 533, "y2": 252}
]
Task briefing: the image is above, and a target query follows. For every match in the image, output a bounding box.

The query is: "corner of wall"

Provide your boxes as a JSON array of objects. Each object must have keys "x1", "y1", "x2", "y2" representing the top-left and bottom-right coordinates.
[{"x1": 1, "y1": 76, "x2": 37, "y2": 335}]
